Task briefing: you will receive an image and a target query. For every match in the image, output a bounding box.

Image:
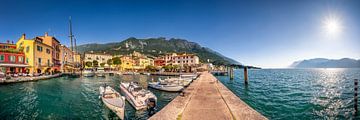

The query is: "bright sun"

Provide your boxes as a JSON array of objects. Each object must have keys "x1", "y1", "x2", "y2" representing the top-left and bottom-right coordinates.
[{"x1": 322, "y1": 14, "x2": 343, "y2": 38}]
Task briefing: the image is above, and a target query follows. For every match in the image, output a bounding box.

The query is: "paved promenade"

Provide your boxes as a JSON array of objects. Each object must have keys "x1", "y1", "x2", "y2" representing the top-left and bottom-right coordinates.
[{"x1": 149, "y1": 72, "x2": 267, "y2": 120}]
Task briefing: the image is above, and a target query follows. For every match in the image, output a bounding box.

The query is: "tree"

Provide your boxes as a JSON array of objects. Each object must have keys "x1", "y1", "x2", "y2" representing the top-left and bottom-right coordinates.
[
  {"x1": 100, "y1": 63, "x2": 106, "y2": 67},
  {"x1": 85, "y1": 61, "x2": 93, "y2": 67},
  {"x1": 107, "y1": 59, "x2": 113, "y2": 66},
  {"x1": 145, "y1": 65, "x2": 157, "y2": 72},
  {"x1": 93, "y1": 60, "x2": 99, "y2": 67},
  {"x1": 112, "y1": 57, "x2": 121, "y2": 65},
  {"x1": 172, "y1": 65, "x2": 180, "y2": 72},
  {"x1": 163, "y1": 65, "x2": 173, "y2": 72}
]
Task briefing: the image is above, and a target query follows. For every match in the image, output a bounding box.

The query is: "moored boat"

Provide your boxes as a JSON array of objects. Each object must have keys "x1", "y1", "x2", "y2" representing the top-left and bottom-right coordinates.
[
  {"x1": 83, "y1": 69, "x2": 95, "y2": 77},
  {"x1": 159, "y1": 77, "x2": 192, "y2": 87},
  {"x1": 180, "y1": 74, "x2": 198, "y2": 80},
  {"x1": 148, "y1": 81, "x2": 184, "y2": 92},
  {"x1": 99, "y1": 85, "x2": 125, "y2": 119},
  {"x1": 96, "y1": 68, "x2": 106, "y2": 77},
  {"x1": 120, "y1": 82, "x2": 157, "y2": 110}
]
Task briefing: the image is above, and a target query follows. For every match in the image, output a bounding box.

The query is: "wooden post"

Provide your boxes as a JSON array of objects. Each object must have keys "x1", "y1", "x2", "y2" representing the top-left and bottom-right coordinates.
[
  {"x1": 230, "y1": 67, "x2": 234, "y2": 80},
  {"x1": 355, "y1": 79, "x2": 358, "y2": 113},
  {"x1": 244, "y1": 67, "x2": 248, "y2": 85}
]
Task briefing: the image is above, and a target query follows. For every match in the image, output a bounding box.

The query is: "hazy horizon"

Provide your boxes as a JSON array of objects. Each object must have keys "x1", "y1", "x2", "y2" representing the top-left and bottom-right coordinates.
[{"x1": 1, "y1": 0, "x2": 359, "y2": 68}]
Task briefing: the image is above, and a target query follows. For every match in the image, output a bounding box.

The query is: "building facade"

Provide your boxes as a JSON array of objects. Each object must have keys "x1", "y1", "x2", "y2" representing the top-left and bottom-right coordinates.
[
  {"x1": 59, "y1": 45, "x2": 74, "y2": 72},
  {"x1": 36, "y1": 33, "x2": 61, "y2": 72},
  {"x1": 84, "y1": 52, "x2": 113, "y2": 67},
  {"x1": 0, "y1": 42, "x2": 28, "y2": 74},
  {"x1": 17, "y1": 34, "x2": 54, "y2": 74}
]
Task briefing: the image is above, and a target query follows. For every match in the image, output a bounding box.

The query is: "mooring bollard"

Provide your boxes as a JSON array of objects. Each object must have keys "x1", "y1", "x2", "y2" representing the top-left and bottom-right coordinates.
[
  {"x1": 355, "y1": 79, "x2": 358, "y2": 113},
  {"x1": 244, "y1": 67, "x2": 248, "y2": 85},
  {"x1": 230, "y1": 67, "x2": 234, "y2": 80}
]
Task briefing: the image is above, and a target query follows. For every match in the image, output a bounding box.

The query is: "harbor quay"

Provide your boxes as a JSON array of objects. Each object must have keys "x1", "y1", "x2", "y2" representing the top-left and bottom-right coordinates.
[{"x1": 149, "y1": 72, "x2": 267, "y2": 120}]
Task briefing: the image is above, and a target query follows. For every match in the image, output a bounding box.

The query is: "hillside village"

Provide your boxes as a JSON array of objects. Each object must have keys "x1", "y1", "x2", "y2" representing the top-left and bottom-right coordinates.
[{"x1": 0, "y1": 33, "x2": 212, "y2": 77}]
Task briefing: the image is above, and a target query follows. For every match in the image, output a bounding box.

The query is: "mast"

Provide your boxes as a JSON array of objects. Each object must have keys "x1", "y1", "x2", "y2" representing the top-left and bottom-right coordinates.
[{"x1": 69, "y1": 16, "x2": 74, "y2": 51}]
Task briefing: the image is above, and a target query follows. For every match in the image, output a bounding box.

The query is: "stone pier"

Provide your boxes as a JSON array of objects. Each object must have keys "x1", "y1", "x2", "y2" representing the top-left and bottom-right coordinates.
[{"x1": 149, "y1": 72, "x2": 267, "y2": 120}]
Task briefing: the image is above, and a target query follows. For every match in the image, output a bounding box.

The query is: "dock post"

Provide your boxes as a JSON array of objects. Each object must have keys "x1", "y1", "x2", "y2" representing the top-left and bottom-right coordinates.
[
  {"x1": 230, "y1": 67, "x2": 234, "y2": 80},
  {"x1": 355, "y1": 79, "x2": 358, "y2": 114},
  {"x1": 244, "y1": 67, "x2": 248, "y2": 85}
]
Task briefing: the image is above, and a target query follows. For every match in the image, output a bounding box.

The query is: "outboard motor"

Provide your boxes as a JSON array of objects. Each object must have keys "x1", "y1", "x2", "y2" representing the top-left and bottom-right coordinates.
[{"x1": 147, "y1": 97, "x2": 157, "y2": 115}]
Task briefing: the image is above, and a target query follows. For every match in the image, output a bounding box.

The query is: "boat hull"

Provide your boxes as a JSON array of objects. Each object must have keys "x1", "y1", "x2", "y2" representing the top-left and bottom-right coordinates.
[
  {"x1": 99, "y1": 86, "x2": 125, "y2": 119},
  {"x1": 148, "y1": 82, "x2": 184, "y2": 92}
]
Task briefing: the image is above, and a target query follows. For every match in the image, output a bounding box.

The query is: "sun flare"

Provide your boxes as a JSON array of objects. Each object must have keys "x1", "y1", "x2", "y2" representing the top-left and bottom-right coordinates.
[{"x1": 322, "y1": 14, "x2": 343, "y2": 38}]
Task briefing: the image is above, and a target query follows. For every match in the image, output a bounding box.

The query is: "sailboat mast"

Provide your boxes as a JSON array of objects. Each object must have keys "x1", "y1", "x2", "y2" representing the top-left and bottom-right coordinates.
[{"x1": 69, "y1": 16, "x2": 74, "y2": 51}]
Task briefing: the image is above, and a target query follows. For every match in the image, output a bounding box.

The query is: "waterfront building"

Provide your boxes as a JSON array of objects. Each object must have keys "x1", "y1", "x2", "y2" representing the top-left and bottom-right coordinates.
[
  {"x1": 84, "y1": 52, "x2": 112, "y2": 67},
  {"x1": 0, "y1": 42, "x2": 28, "y2": 74},
  {"x1": 120, "y1": 55, "x2": 134, "y2": 71},
  {"x1": 173, "y1": 54, "x2": 199, "y2": 66},
  {"x1": 154, "y1": 57, "x2": 166, "y2": 67},
  {"x1": 36, "y1": 33, "x2": 61, "y2": 72},
  {"x1": 164, "y1": 53, "x2": 177, "y2": 65},
  {"x1": 59, "y1": 45, "x2": 74, "y2": 72},
  {"x1": 163, "y1": 53, "x2": 199, "y2": 66},
  {"x1": 16, "y1": 34, "x2": 54, "y2": 74}
]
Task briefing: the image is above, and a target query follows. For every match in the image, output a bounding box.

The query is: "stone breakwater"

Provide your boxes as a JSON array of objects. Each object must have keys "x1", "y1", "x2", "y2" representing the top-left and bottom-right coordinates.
[{"x1": 149, "y1": 72, "x2": 267, "y2": 120}]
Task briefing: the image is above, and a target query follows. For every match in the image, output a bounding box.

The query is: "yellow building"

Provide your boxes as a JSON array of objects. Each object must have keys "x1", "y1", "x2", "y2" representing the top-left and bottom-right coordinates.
[
  {"x1": 16, "y1": 34, "x2": 53, "y2": 74},
  {"x1": 120, "y1": 55, "x2": 134, "y2": 71}
]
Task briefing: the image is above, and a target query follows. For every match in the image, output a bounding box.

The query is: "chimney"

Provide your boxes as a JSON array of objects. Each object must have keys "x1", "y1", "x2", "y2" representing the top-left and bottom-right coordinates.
[
  {"x1": 6, "y1": 40, "x2": 9, "y2": 44},
  {"x1": 11, "y1": 41, "x2": 14, "y2": 44},
  {"x1": 45, "y1": 32, "x2": 48, "y2": 37},
  {"x1": 21, "y1": 33, "x2": 26, "y2": 39}
]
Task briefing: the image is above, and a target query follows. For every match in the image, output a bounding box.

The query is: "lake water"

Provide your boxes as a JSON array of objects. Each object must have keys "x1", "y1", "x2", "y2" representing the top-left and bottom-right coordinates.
[
  {"x1": 0, "y1": 75, "x2": 178, "y2": 120},
  {"x1": 216, "y1": 68, "x2": 360, "y2": 120},
  {"x1": 1, "y1": 69, "x2": 360, "y2": 120}
]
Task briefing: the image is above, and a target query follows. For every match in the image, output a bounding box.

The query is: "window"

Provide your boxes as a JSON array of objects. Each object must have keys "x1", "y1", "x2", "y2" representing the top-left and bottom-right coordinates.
[
  {"x1": 26, "y1": 58, "x2": 29, "y2": 63},
  {"x1": 47, "y1": 59, "x2": 50, "y2": 66},
  {"x1": 9, "y1": 56, "x2": 16, "y2": 62},
  {"x1": 37, "y1": 46, "x2": 43, "y2": 52},
  {"x1": 26, "y1": 46, "x2": 30, "y2": 53},
  {"x1": 46, "y1": 49, "x2": 50, "y2": 54},
  {"x1": 38, "y1": 58, "x2": 42, "y2": 65},
  {"x1": 19, "y1": 56, "x2": 24, "y2": 63},
  {"x1": 0, "y1": 55, "x2": 4, "y2": 61}
]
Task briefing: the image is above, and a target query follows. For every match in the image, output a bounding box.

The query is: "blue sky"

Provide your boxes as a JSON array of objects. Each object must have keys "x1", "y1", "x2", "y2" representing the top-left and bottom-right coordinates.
[{"x1": 1, "y1": 0, "x2": 359, "y2": 68}]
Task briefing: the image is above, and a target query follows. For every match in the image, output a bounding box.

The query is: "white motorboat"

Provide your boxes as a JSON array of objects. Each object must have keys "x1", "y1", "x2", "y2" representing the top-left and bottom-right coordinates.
[
  {"x1": 120, "y1": 82, "x2": 157, "y2": 110},
  {"x1": 96, "y1": 68, "x2": 106, "y2": 77},
  {"x1": 180, "y1": 74, "x2": 198, "y2": 80},
  {"x1": 99, "y1": 85, "x2": 125, "y2": 119},
  {"x1": 148, "y1": 81, "x2": 184, "y2": 92},
  {"x1": 160, "y1": 77, "x2": 192, "y2": 87},
  {"x1": 83, "y1": 69, "x2": 95, "y2": 77}
]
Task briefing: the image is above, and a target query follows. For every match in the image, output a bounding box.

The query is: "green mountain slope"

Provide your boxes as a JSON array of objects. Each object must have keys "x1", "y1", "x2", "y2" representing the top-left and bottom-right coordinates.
[{"x1": 77, "y1": 37, "x2": 240, "y2": 65}]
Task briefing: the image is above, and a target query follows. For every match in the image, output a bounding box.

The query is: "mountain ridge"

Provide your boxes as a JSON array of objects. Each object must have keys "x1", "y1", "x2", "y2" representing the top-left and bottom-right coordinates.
[
  {"x1": 290, "y1": 58, "x2": 360, "y2": 68},
  {"x1": 76, "y1": 37, "x2": 241, "y2": 65}
]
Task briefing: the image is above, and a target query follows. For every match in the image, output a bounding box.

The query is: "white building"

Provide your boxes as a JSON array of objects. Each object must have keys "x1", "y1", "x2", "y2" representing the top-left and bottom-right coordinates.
[
  {"x1": 84, "y1": 52, "x2": 112, "y2": 66},
  {"x1": 164, "y1": 53, "x2": 199, "y2": 66}
]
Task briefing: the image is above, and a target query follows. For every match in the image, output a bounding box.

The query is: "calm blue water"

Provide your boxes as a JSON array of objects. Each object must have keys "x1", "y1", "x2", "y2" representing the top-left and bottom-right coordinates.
[
  {"x1": 216, "y1": 68, "x2": 360, "y2": 120},
  {"x1": 0, "y1": 75, "x2": 178, "y2": 120}
]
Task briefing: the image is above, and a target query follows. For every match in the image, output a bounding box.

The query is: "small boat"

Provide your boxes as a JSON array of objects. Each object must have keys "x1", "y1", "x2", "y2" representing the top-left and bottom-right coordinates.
[
  {"x1": 141, "y1": 72, "x2": 151, "y2": 75},
  {"x1": 96, "y1": 68, "x2": 106, "y2": 77},
  {"x1": 180, "y1": 74, "x2": 198, "y2": 80},
  {"x1": 148, "y1": 82, "x2": 184, "y2": 92},
  {"x1": 160, "y1": 77, "x2": 192, "y2": 87},
  {"x1": 120, "y1": 82, "x2": 157, "y2": 110},
  {"x1": 99, "y1": 85, "x2": 125, "y2": 120},
  {"x1": 83, "y1": 69, "x2": 95, "y2": 77}
]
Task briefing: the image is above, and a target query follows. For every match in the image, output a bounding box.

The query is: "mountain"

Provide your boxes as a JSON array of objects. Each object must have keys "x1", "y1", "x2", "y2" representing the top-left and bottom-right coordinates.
[
  {"x1": 76, "y1": 37, "x2": 240, "y2": 65},
  {"x1": 290, "y1": 58, "x2": 360, "y2": 68}
]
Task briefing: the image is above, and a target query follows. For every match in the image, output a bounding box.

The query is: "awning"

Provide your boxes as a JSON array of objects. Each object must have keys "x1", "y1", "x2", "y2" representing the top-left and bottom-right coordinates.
[{"x1": 0, "y1": 63, "x2": 30, "y2": 67}]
